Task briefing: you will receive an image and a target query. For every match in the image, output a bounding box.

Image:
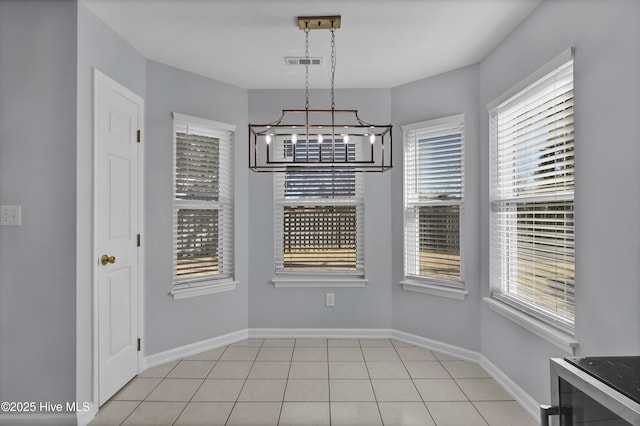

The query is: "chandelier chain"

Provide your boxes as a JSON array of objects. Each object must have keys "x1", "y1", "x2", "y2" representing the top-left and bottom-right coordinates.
[
  {"x1": 247, "y1": 16, "x2": 393, "y2": 172},
  {"x1": 330, "y1": 25, "x2": 336, "y2": 110},
  {"x1": 304, "y1": 26, "x2": 310, "y2": 110}
]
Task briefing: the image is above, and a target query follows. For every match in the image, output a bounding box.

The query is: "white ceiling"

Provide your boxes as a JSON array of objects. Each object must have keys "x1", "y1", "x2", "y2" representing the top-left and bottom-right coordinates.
[{"x1": 82, "y1": 0, "x2": 542, "y2": 89}]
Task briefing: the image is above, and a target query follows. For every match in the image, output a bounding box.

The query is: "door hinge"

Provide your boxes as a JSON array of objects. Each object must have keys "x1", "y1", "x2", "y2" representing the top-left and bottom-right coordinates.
[
  {"x1": 137, "y1": 338, "x2": 141, "y2": 351},
  {"x1": 136, "y1": 129, "x2": 141, "y2": 143},
  {"x1": 137, "y1": 234, "x2": 141, "y2": 247}
]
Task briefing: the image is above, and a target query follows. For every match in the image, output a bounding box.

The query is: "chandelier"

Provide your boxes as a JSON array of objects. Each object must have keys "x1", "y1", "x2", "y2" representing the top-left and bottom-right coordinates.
[{"x1": 248, "y1": 16, "x2": 392, "y2": 172}]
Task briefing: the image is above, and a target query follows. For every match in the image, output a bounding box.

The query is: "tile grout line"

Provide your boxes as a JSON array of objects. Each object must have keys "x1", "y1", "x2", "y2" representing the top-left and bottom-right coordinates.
[
  {"x1": 435, "y1": 354, "x2": 495, "y2": 425},
  {"x1": 446, "y1": 360, "x2": 494, "y2": 425},
  {"x1": 275, "y1": 339, "x2": 297, "y2": 426},
  {"x1": 433, "y1": 349, "x2": 485, "y2": 424},
  {"x1": 95, "y1": 338, "x2": 528, "y2": 426},
  {"x1": 115, "y1": 359, "x2": 179, "y2": 426},
  {"x1": 169, "y1": 347, "x2": 224, "y2": 425},
  {"x1": 326, "y1": 339, "x2": 332, "y2": 426},
  {"x1": 392, "y1": 339, "x2": 439, "y2": 426},
  {"x1": 470, "y1": 400, "x2": 493, "y2": 426},
  {"x1": 116, "y1": 400, "x2": 143, "y2": 426},
  {"x1": 224, "y1": 340, "x2": 263, "y2": 426},
  {"x1": 359, "y1": 339, "x2": 385, "y2": 426}
]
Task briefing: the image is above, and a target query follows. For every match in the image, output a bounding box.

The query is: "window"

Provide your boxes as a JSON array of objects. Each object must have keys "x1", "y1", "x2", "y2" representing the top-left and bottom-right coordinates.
[
  {"x1": 403, "y1": 115, "x2": 465, "y2": 293},
  {"x1": 172, "y1": 113, "x2": 235, "y2": 298},
  {"x1": 489, "y1": 53, "x2": 575, "y2": 332},
  {"x1": 274, "y1": 138, "x2": 364, "y2": 280}
]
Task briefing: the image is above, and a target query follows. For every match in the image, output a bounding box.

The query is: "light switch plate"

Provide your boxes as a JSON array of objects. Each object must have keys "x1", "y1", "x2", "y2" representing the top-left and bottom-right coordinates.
[{"x1": 1, "y1": 205, "x2": 21, "y2": 226}]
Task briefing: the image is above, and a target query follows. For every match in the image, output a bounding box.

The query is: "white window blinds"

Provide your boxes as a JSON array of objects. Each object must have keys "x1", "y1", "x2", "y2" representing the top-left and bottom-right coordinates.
[
  {"x1": 489, "y1": 56, "x2": 575, "y2": 331},
  {"x1": 173, "y1": 113, "x2": 234, "y2": 290},
  {"x1": 404, "y1": 115, "x2": 465, "y2": 285},
  {"x1": 275, "y1": 139, "x2": 364, "y2": 274}
]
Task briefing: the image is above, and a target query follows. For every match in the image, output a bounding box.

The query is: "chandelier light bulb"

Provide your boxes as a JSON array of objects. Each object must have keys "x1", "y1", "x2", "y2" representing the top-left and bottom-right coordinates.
[{"x1": 247, "y1": 15, "x2": 392, "y2": 172}]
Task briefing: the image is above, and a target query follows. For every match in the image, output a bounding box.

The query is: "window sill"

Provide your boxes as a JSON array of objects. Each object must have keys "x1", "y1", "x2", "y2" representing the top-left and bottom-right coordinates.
[
  {"x1": 171, "y1": 279, "x2": 238, "y2": 300},
  {"x1": 483, "y1": 297, "x2": 578, "y2": 354},
  {"x1": 400, "y1": 280, "x2": 468, "y2": 300},
  {"x1": 272, "y1": 275, "x2": 367, "y2": 288}
]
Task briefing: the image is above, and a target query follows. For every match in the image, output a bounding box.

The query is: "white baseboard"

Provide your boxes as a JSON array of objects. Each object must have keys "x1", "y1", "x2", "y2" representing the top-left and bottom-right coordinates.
[
  {"x1": 390, "y1": 329, "x2": 481, "y2": 364},
  {"x1": 391, "y1": 331, "x2": 539, "y2": 420},
  {"x1": 75, "y1": 402, "x2": 97, "y2": 426},
  {"x1": 479, "y1": 355, "x2": 540, "y2": 421},
  {"x1": 137, "y1": 327, "x2": 538, "y2": 423},
  {"x1": 248, "y1": 327, "x2": 393, "y2": 339},
  {"x1": 249, "y1": 327, "x2": 538, "y2": 422},
  {"x1": 143, "y1": 329, "x2": 248, "y2": 369}
]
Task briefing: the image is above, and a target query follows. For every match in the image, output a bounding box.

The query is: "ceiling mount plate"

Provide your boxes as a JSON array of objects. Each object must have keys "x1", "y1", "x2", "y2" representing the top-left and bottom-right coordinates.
[{"x1": 297, "y1": 15, "x2": 341, "y2": 30}]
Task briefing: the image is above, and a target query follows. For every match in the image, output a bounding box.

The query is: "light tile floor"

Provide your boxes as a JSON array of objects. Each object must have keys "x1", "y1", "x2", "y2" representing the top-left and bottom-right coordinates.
[{"x1": 89, "y1": 338, "x2": 538, "y2": 426}]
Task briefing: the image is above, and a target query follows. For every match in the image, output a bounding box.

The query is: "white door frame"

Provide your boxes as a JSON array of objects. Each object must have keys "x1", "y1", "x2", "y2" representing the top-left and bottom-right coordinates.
[{"x1": 92, "y1": 68, "x2": 145, "y2": 407}]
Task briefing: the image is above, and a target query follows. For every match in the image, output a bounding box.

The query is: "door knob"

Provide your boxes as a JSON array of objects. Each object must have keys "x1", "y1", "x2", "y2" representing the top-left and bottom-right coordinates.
[{"x1": 101, "y1": 254, "x2": 116, "y2": 265}]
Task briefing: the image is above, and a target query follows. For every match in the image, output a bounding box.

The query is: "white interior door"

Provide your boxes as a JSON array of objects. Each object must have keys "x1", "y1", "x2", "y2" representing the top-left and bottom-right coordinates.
[{"x1": 95, "y1": 70, "x2": 143, "y2": 405}]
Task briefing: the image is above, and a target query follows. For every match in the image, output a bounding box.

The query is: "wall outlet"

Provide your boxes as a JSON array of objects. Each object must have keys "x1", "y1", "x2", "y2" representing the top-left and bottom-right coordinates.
[
  {"x1": 326, "y1": 293, "x2": 335, "y2": 307},
  {"x1": 0, "y1": 205, "x2": 21, "y2": 226}
]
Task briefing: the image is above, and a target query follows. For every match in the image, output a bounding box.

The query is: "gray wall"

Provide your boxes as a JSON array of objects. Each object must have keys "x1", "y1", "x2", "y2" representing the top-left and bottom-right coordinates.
[
  {"x1": 77, "y1": 0, "x2": 251, "y2": 400},
  {"x1": 76, "y1": 0, "x2": 147, "y2": 407},
  {"x1": 144, "y1": 60, "x2": 249, "y2": 355},
  {"x1": 247, "y1": 89, "x2": 393, "y2": 329},
  {"x1": 390, "y1": 65, "x2": 482, "y2": 351},
  {"x1": 0, "y1": 0, "x2": 78, "y2": 418},
  {"x1": 478, "y1": 0, "x2": 640, "y2": 404}
]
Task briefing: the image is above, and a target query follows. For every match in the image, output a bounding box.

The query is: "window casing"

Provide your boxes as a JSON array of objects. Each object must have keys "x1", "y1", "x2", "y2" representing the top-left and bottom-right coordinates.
[
  {"x1": 403, "y1": 115, "x2": 465, "y2": 289},
  {"x1": 489, "y1": 55, "x2": 575, "y2": 332},
  {"x1": 172, "y1": 113, "x2": 234, "y2": 294},
  {"x1": 274, "y1": 138, "x2": 364, "y2": 277}
]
